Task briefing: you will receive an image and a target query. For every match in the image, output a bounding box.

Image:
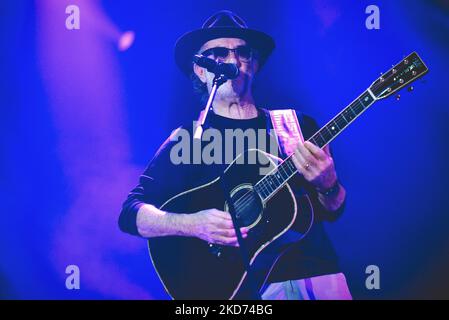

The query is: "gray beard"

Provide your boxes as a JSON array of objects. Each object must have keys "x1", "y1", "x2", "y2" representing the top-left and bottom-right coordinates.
[{"x1": 209, "y1": 73, "x2": 251, "y2": 101}]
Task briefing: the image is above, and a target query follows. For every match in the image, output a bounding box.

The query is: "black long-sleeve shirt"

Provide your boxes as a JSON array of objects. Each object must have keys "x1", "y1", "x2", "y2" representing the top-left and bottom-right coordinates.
[{"x1": 119, "y1": 108, "x2": 345, "y2": 282}]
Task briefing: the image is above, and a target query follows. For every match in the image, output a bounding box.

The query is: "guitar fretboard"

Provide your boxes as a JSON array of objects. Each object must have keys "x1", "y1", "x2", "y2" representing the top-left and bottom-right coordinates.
[{"x1": 254, "y1": 90, "x2": 376, "y2": 202}]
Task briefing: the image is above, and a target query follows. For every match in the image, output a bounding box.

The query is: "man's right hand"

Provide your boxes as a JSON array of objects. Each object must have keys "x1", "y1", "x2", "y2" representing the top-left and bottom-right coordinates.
[{"x1": 188, "y1": 209, "x2": 248, "y2": 247}]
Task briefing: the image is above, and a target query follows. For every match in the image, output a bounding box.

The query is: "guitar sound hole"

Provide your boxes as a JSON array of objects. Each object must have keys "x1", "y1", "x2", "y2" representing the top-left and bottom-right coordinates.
[{"x1": 229, "y1": 186, "x2": 263, "y2": 228}]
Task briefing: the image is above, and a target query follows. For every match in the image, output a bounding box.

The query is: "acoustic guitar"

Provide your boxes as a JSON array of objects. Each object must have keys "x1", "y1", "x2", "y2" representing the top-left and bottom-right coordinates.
[{"x1": 148, "y1": 52, "x2": 428, "y2": 299}]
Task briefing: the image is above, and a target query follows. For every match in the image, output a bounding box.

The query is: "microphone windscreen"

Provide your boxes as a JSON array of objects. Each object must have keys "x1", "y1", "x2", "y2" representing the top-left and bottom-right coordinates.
[{"x1": 224, "y1": 63, "x2": 239, "y2": 79}]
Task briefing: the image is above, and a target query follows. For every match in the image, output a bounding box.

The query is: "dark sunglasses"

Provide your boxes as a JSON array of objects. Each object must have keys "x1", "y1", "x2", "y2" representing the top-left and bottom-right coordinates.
[{"x1": 200, "y1": 45, "x2": 257, "y2": 62}]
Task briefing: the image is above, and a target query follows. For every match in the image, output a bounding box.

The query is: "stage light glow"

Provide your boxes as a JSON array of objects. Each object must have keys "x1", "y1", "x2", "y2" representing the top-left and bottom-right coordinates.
[{"x1": 118, "y1": 31, "x2": 135, "y2": 51}]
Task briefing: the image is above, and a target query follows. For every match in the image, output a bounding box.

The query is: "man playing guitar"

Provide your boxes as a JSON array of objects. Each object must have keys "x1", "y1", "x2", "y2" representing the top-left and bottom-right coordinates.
[{"x1": 119, "y1": 10, "x2": 352, "y2": 300}]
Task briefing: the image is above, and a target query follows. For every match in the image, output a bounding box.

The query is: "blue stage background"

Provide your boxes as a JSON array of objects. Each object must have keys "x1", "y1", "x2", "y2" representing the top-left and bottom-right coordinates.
[{"x1": 1, "y1": 0, "x2": 448, "y2": 299}]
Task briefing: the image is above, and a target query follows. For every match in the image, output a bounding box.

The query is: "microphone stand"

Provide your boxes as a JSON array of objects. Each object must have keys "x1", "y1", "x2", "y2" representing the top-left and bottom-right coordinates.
[
  {"x1": 193, "y1": 72, "x2": 262, "y2": 300},
  {"x1": 193, "y1": 73, "x2": 228, "y2": 140}
]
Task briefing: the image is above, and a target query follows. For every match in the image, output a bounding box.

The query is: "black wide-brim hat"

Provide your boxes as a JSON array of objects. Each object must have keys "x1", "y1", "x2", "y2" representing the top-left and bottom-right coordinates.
[{"x1": 175, "y1": 10, "x2": 275, "y2": 76}]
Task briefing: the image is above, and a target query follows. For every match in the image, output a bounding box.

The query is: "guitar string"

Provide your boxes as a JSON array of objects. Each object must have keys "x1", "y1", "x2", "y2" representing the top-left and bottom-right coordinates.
[
  {"x1": 231, "y1": 159, "x2": 295, "y2": 212},
  {"x1": 233, "y1": 165, "x2": 305, "y2": 214}
]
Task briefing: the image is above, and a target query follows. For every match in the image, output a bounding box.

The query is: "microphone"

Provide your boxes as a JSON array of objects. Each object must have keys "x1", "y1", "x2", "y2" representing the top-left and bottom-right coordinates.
[{"x1": 193, "y1": 54, "x2": 239, "y2": 79}]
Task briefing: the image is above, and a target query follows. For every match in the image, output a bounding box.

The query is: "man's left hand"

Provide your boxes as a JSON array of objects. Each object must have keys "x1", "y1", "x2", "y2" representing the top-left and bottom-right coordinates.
[{"x1": 291, "y1": 141, "x2": 338, "y2": 192}]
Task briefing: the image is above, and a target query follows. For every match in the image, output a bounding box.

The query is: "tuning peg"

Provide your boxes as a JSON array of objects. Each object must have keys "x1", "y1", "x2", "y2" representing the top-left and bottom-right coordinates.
[
  {"x1": 407, "y1": 86, "x2": 414, "y2": 92},
  {"x1": 396, "y1": 94, "x2": 401, "y2": 101}
]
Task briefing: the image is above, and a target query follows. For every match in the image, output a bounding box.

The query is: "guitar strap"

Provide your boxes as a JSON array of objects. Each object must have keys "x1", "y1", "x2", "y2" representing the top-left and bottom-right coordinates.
[{"x1": 267, "y1": 109, "x2": 305, "y2": 157}]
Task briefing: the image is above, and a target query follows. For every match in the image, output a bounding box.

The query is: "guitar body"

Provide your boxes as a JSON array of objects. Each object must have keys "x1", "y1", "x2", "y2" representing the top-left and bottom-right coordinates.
[{"x1": 148, "y1": 149, "x2": 313, "y2": 299}]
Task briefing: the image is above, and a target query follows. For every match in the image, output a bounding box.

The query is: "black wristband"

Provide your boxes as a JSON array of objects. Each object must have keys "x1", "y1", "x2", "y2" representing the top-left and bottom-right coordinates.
[{"x1": 317, "y1": 180, "x2": 340, "y2": 197}]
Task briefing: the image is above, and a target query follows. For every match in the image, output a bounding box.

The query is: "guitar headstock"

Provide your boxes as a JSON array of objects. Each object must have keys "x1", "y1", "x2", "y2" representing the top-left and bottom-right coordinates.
[{"x1": 370, "y1": 52, "x2": 428, "y2": 100}]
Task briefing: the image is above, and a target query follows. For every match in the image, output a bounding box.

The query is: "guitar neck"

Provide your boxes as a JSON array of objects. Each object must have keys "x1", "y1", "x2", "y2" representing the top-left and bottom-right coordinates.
[{"x1": 254, "y1": 89, "x2": 377, "y2": 202}]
